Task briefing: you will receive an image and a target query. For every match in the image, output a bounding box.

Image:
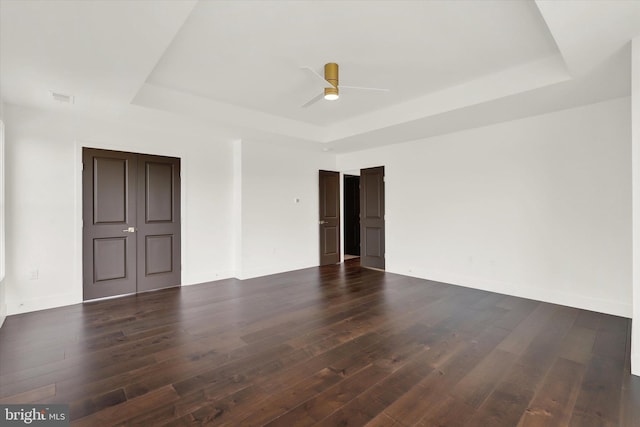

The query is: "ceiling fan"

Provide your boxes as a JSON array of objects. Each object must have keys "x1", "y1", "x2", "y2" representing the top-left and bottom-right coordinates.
[{"x1": 300, "y1": 63, "x2": 389, "y2": 108}]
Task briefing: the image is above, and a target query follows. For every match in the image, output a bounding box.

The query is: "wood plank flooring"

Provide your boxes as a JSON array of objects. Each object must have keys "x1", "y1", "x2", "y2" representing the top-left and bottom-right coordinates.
[{"x1": 1, "y1": 259, "x2": 638, "y2": 426}]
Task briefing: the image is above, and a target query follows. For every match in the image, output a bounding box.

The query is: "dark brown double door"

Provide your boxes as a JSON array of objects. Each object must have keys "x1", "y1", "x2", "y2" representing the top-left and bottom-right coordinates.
[
  {"x1": 319, "y1": 167, "x2": 385, "y2": 269},
  {"x1": 83, "y1": 148, "x2": 181, "y2": 300}
]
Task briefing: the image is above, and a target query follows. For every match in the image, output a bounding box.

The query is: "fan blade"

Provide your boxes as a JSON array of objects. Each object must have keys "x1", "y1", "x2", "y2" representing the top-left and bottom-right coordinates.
[
  {"x1": 301, "y1": 92, "x2": 324, "y2": 108},
  {"x1": 300, "y1": 66, "x2": 333, "y2": 87},
  {"x1": 340, "y1": 84, "x2": 390, "y2": 92}
]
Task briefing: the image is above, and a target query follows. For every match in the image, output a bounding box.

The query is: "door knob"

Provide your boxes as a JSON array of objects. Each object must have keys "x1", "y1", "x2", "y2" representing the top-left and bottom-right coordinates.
[
  {"x1": 319, "y1": 220, "x2": 328, "y2": 225},
  {"x1": 122, "y1": 227, "x2": 136, "y2": 233}
]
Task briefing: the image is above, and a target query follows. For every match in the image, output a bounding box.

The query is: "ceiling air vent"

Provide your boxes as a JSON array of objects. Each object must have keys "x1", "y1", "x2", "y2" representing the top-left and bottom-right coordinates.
[{"x1": 50, "y1": 91, "x2": 74, "y2": 104}]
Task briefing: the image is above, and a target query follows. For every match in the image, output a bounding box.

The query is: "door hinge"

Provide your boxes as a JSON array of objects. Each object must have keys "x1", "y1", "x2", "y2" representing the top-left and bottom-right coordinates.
[{"x1": 81, "y1": 163, "x2": 84, "y2": 171}]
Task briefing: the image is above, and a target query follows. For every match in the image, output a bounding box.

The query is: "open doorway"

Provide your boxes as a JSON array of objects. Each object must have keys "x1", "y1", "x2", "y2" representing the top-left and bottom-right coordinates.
[
  {"x1": 340, "y1": 167, "x2": 385, "y2": 268},
  {"x1": 344, "y1": 174, "x2": 360, "y2": 260}
]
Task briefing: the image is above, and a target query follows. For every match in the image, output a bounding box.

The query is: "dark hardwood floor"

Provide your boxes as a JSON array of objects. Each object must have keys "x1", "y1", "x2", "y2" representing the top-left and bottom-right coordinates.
[{"x1": 1, "y1": 259, "x2": 639, "y2": 426}]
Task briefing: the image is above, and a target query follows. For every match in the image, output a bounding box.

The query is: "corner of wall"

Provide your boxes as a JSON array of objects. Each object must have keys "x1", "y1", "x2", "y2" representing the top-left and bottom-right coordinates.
[
  {"x1": 0, "y1": 279, "x2": 6, "y2": 328},
  {"x1": 631, "y1": 35, "x2": 640, "y2": 377},
  {"x1": 633, "y1": 352, "x2": 640, "y2": 377},
  {"x1": 232, "y1": 139, "x2": 243, "y2": 279},
  {"x1": 0, "y1": 103, "x2": 5, "y2": 328}
]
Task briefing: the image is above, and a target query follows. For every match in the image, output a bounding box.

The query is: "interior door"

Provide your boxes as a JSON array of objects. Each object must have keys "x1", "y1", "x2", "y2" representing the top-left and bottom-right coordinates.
[
  {"x1": 83, "y1": 149, "x2": 138, "y2": 300},
  {"x1": 319, "y1": 170, "x2": 340, "y2": 265},
  {"x1": 360, "y1": 166, "x2": 385, "y2": 269},
  {"x1": 83, "y1": 148, "x2": 181, "y2": 300},
  {"x1": 136, "y1": 154, "x2": 181, "y2": 292}
]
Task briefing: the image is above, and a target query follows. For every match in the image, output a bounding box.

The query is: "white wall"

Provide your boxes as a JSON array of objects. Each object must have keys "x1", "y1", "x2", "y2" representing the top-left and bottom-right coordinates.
[
  {"x1": 3, "y1": 104, "x2": 236, "y2": 314},
  {"x1": 338, "y1": 97, "x2": 632, "y2": 317},
  {"x1": 240, "y1": 139, "x2": 335, "y2": 279},
  {"x1": 0, "y1": 101, "x2": 6, "y2": 326},
  {"x1": 631, "y1": 36, "x2": 640, "y2": 376},
  {"x1": 3, "y1": 103, "x2": 337, "y2": 315},
  {"x1": 2, "y1": 96, "x2": 632, "y2": 322}
]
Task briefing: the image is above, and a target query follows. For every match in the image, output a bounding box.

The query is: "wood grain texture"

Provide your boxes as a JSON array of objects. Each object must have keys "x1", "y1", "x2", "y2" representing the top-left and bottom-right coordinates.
[{"x1": 0, "y1": 259, "x2": 634, "y2": 426}]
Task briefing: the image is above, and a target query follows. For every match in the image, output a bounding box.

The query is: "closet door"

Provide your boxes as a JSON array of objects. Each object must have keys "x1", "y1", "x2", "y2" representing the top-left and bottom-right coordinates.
[
  {"x1": 83, "y1": 148, "x2": 181, "y2": 300},
  {"x1": 83, "y1": 149, "x2": 138, "y2": 300},
  {"x1": 136, "y1": 154, "x2": 181, "y2": 292}
]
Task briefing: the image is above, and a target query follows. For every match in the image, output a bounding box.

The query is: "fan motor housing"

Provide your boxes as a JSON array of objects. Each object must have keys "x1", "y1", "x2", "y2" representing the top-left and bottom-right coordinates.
[{"x1": 324, "y1": 63, "x2": 339, "y2": 87}]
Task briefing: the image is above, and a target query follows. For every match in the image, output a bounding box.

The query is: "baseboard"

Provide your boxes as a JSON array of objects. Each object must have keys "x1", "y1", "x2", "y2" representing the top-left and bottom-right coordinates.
[
  {"x1": 7, "y1": 293, "x2": 81, "y2": 315},
  {"x1": 5, "y1": 266, "x2": 631, "y2": 320},
  {"x1": 632, "y1": 353, "x2": 640, "y2": 377},
  {"x1": 389, "y1": 267, "x2": 632, "y2": 318},
  {"x1": 238, "y1": 263, "x2": 317, "y2": 281},
  {"x1": 182, "y1": 270, "x2": 235, "y2": 286},
  {"x1": 0, "y1": 302, "x2": 6, "y2": 328},
  {"x1": 7, "y1": 272, "x2": 237, "y2": 315},
  {"x1": 0, "y1": 279, "x2": 5, "y2": 327}
]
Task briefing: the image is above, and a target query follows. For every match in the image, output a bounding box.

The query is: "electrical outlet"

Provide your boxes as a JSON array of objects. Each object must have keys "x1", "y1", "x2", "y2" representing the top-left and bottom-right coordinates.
[{"x1": 29, "y1": 269, "x2": 39, "y2": 280}]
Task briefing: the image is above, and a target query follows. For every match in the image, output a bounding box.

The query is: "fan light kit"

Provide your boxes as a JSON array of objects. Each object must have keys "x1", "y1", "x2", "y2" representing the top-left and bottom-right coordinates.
[
  {"x1": 300, "y1": 63, "x2": 389, "y2": 108},
  {"x1": 324, "y1": 88, "x2": 339, "y2": 101}
]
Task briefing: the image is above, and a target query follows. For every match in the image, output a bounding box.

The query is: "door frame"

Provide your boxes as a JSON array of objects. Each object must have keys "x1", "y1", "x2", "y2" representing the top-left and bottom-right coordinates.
[
  {"x1": 339, "y1": 167, "x2": 385, "y2": 268},
  {"x1": 74, "y1": 141, "x2": 185, "y2": 302}
]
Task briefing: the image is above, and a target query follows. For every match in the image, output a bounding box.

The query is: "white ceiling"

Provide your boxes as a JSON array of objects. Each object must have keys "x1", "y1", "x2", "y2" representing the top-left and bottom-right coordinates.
[
  {"x1": 146, "y1": 0, "x2": 559, "y2": 125},
  {"x1": 0, "y1": 0, "x2": 197, "y2": 114},
  {"x1": 1, "y1": 0, "x2": 639, "y2": 152}
]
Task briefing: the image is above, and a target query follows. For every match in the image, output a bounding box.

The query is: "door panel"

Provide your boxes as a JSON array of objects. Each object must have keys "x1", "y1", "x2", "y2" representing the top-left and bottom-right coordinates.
[
  {"x1": 137, "y1": 154, "x2": 181, "y2": 292},
  {"x1": 360, "y1": 166, "x2": 385, "y2": 269},
  {"x1": 83, "y1": 149, "x2": 137, "y2": 300},
  {"x1": 365, "y1": 228, "x2": 382, "y2": 256},
  {"x1": 93, "y1": 237, "x2": 128, "y2": 282},
  {"x1": 145, "y1": 161, "x2": 174, "y2": 222},
  {"x1": 365, "y1": 173, "x2": 383, "y2": 217},
  {"x1": 323, "y1": 226, "x2": 338, "y2": 256},
  {"x1": 145, "y1": 235, "x2": 173, "y2": 275},
  {"x1": 93, "y1": 157, "x2": 128, "y2": 223},
  {"x1": 319, "y1": 170, "x2": 340, "y2": 265}
]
